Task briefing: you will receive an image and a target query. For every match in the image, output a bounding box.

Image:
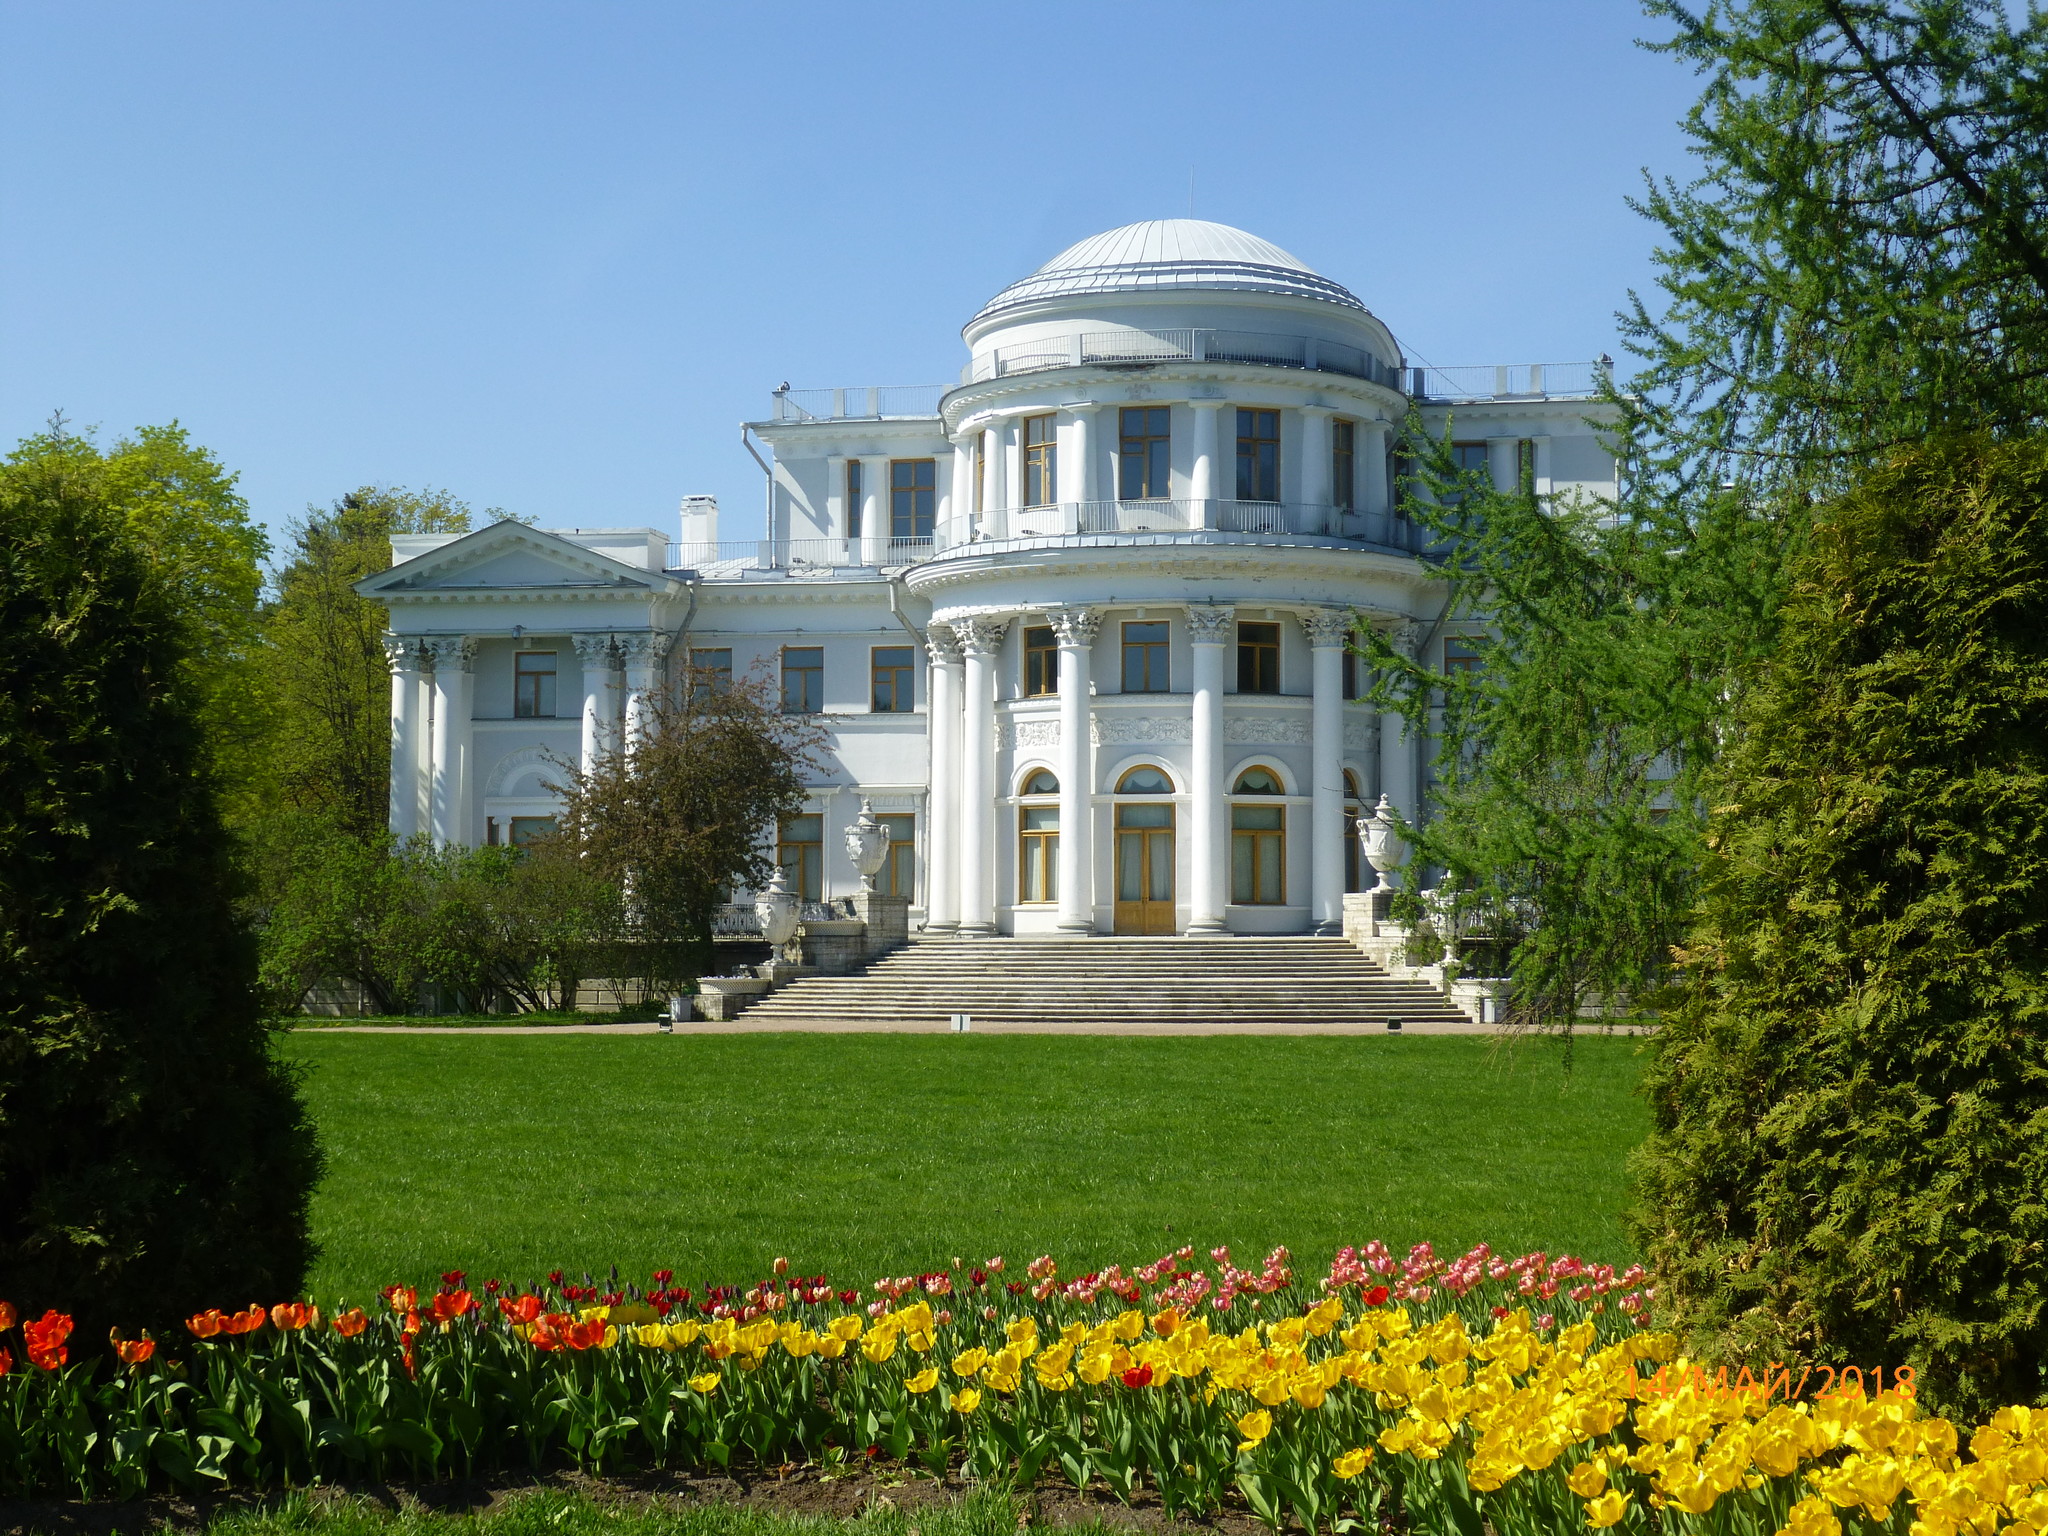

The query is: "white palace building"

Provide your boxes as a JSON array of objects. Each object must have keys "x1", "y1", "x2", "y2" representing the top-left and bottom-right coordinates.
[{"x1": 361, "y1": 220, "x2": 1617, "y2": 939}]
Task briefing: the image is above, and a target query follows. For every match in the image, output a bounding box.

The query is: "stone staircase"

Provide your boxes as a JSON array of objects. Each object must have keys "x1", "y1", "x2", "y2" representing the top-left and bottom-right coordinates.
[{"x1": 716, "y1": 935, "x2": 1484, "y2": 1034}]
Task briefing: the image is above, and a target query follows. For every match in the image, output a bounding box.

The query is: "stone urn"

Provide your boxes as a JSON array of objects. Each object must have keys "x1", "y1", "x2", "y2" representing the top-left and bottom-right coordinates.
[
  {"x1": 843, "y1": 797, "x2": 892, "y2": 893},
  {"x1": 755, "y1": 866, "x2": 801, "y2": 963},
  {"x1": 1360, "y1": 794, "x2": 1409, "y2": 891}
]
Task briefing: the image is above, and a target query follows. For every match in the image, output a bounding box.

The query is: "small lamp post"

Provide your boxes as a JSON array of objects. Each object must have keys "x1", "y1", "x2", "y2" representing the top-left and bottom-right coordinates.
[{"x1": 844, "y1": 797, "x2": 893, "y2": 893}]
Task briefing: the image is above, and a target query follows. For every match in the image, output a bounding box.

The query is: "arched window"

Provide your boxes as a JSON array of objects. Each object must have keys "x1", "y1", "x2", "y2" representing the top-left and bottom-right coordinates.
[
  {"x1": 1344, "y1": 771, "x2": 1366, "y2": 893},
  {"x1": 1117, "y1": 765, "x2": 1174, "y2": 795},
  {"x1": 1231, "y1": 769, "x2": 1285, "y2": 904},
  {"x1": 1018, "y1": 771, "x2": 1058, "y2": 903}
]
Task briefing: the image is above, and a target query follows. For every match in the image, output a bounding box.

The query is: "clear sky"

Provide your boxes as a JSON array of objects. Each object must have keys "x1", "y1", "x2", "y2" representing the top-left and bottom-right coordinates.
[{"x1": 1, "y1": 3, "x2": 1701, "y2": 550}]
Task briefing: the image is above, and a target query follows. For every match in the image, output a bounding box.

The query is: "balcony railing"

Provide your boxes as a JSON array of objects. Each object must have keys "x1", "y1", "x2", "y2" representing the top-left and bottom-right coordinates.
[
  {"x1": 1409, "y1": 362, "x2": 1607, "y2": 401},
  {"x1": 933, "y1": 501, "x2": 1416, "y2": 551},
  {"x1": 766, "y1": 385, "x2": 949, "y2": 423},
  {"x1": 667, "y1": 537, "x2": 937, "y2": 573},
  {"x1": 712, "y1": 899, "x2": 853, "y2": 938},
  {"x1": 961, "y1": 328, "x2": 1405, "y2": 389}
]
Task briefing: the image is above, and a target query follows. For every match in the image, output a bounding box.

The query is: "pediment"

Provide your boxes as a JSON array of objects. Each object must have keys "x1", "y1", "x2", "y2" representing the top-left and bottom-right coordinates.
[{"x1": 358, "y1": 521, "x2": 679, "y2": 597}]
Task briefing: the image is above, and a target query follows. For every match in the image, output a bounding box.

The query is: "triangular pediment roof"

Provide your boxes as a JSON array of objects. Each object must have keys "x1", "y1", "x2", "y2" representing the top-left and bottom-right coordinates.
[{"x1": 355, "y1": 521, "x2": 686, "y2": 601}]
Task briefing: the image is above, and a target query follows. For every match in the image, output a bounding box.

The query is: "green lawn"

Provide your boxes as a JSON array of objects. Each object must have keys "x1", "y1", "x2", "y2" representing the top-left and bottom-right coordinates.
[{"x1": 285, "y1": 1032, "x2": 1648, "y2": 1306}]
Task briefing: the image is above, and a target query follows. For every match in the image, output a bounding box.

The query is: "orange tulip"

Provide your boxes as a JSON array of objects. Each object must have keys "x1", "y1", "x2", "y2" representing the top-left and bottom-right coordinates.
[
  {"x1": 0, "y1": 1347, "x2": 12, "y2": 1375},
  {"x1": 23, "y1": 1310, "x2": 71, "y2": 1371},
  {"x1": 0, "y1": 1300, "x2": 16, "y2": 1331},
  {"x1": 499, "y1": 1294, "x2": 542, "y2": 1324},
  {"x1": 270, "y1": 1302, "x2": 318, "y2": 1332},
  {"x1": 383, "y1": 1285, "x2": 417, "y2": 1313},
  {"x1": 332, "y1": 1308, "x2": 369, "y2": 1338},
  {"x1": 109, "y1": 1330, "x2": 156, "y2": 1366},
  {"x1": 222, "y1": 1305, "x2": 266, "y2": 1336},
  {"x1": 526, "y1": 1312, "x2": 575, "y2": 1351},
  {"x1": 428, "y1": 1290, "x2": 475, "y2": 1325},
  {"x1": 187, "y1": 1309, "x2": 226, "y2": 1338}
]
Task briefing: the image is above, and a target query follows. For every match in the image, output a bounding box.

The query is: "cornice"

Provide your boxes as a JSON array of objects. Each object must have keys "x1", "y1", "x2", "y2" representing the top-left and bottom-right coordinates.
[
  {"x1": 942, "y1": 363, "x2": 1403, "y2": 435},
  {"x1": 905, "y1": 536, "x2": 1440, "y2": 598}
]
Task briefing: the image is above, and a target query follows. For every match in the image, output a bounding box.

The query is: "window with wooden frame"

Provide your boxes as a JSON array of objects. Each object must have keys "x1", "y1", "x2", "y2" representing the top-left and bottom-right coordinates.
[
  {"x1": 1017, "y1": 769, "x2": 1059, "y2": 905},
  {"x1": 1118, "y1": 407, "x2": 1171, "y2": 499},
  {"x1": 845, "y1": 460, "x2": 863, "y2": 539},
  {"x1": 689, "y1": 647, "x2": 731, "y2": 705},
  {"x1": 781, "y1": 646, "x2": 824, "y2": 714},
  {"x1": 777, "y1": 814, "x2": 824, "y2": 901},
  {"x1": 890, "y1": 459, "x2": 935, "y2": 541},
  {"x1": 1343, "y1": 769, "x2": 1367, "y2": 893},
  {"x1": 1444, "y1": 636, "x2": 1482, "y2": 675},
  {"x1": 509, "y1": 815, "x2": 558, "y2": 847},
  {"x1": 1022, "y1": 414, "x2": 1057, "y2": 507},
  {"x1": 881, "y1": 814, "x2": 916, "y2": 900},
  {"x1": 1332, "y1": 419, "x2": 1356, "y2": 510},
  {"x1": 514, "y1": 650, "x2": 558, "y2": 718},
  {"x1": 1023, "y1": 626, "x2": 1057, "y2": 697},
  {"x1": 1342, "y1": 626, "x2": 1368, "y2": 700},
  {"x1": 1236, "y1": 408, "x2": 1281, "y2": 502},
  {"x1": 871, "y1": 645, "x2": 914, "y2": 713},
  {"x1": 1237, "y1": 621, "x2": 1280, "y2": 694},
  {"x1": 1121, "y1": 620, "x2": 1170, "y2": 693},
  {"x1": 1449, "y1": 441, "x2": 1490, "y2": 504},
  {"x1": 1230, "y1": 767, "x2": 1286, "y2": 905}
]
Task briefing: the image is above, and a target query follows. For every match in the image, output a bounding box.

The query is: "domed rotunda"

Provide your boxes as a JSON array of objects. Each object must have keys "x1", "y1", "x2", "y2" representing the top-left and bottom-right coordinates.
[{"x1": 364, "y1": 219, "x2": 1618, "y2": 948}]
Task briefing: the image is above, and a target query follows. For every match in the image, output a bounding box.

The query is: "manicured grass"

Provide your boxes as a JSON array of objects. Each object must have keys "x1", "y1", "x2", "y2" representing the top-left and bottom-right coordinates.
[{"x1": 285, "y1": 1032, "x2": 1648, "y2": 1306}]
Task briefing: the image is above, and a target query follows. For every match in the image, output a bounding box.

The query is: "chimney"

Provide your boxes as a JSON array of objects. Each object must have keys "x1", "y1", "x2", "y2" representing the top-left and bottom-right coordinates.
[{"x1": 679, "y1": 494, "x2": 718, "y2": 567}]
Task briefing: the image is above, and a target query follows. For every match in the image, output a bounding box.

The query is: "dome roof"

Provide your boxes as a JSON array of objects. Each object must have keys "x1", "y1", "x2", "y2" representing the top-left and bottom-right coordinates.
[{"x1": 969, "y1": 219, "x2": 1365, "y2": 327}]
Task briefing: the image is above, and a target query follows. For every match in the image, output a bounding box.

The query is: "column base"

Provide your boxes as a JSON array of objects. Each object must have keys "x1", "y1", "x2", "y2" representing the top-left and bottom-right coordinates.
[
  {"x1": 1312, "y1": 918, "x2": 1344, "y2": 936},
  {"x1": 1184, "y1": 918, "x2": 1230, "y2": 937},
  {"x1": 955, "y1": 922, "x2": 999, "y2": 938},
  {"x1": 1053, "y1": 920, "x2": 1097, "y2": 937},
  {"x1": 921, "y1": 919, "x2": 960, "y2": 935}
]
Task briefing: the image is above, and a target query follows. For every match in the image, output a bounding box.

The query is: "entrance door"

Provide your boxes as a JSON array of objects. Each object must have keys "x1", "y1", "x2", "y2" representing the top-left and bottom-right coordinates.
[{"x1": 1114, "y1": 803, "x2": 1176, "y2": 933}]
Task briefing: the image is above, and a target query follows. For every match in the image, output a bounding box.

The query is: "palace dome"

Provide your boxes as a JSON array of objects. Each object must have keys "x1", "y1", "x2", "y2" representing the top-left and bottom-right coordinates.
[{"x1": 968, "y1": 219, "x2": 1366, "y2": 327}]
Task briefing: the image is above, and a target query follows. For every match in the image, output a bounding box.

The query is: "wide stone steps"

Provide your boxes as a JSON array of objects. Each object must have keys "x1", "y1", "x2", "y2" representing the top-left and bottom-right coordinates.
[{"x1": 720, "y1": 936, "x2": 1481, "y2": 1033}]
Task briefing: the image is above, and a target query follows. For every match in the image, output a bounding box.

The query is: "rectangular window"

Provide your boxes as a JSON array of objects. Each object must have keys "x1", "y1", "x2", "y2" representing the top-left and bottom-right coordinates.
[
  {"x1": 1018, "y1": 806, "x2": 1059, "y2": 903},
  {"x1": 689, "y1": 647, "x2": 732, "y2": 705},
  {"x1": 973, "y1": 437, "x2": 986, "y2": 515},
  {"x1": 777, "y1": 814, "x2": 824, "y2": 902},
  {"x1": 1122, "y1": 620, "x2": 1170, "y2": 693},
  {"x1": 1236, "y1": 409, "x2": 1280, "y2": 501},
  {"x1": 871, "y1": 645, "x2": 914, "y2": 712},
  {"x1": 1444, "y1": 637, "x2": 1482, "y2": 675},
  {"x1": 1237, "y1": 621, "x2": 1280, "y2": 694},
  {"x1": 845, "y1": 460, "x2": 863, "y2": 539},
  {"x1": 509, "y1": 815, "x2": 558, "y2": 847},
  {"x1": 781, "y1": 646, "x2": 824, "y2": 714},
  {"x1": 1023, "y1": 625, "x2": 1057, "y2": 697},
  {"x1": 881, "y1": 814, "x2": 916, "y2": 900},
  {"x1": 1332, "y1": 419, "x2": 1356, "y2": 510},
  {"x1": 891, "y1": 459, "x2": 936, "y2": 541},
  {"x1": 1022, "y1": 414, "x2": 1058, "y2": 507},
  {"x1": 514, "y1": 650, "x2": 558, "y2": 718},
  {"x1": 1449, "y1": 441, "x2": 1490, "y2": 504},
  {"x1": 1342, "y1": 627, "x2": 1368, "y2": 700},
  {"x1": 1231, "y1": 804, "x2": 1286, "y2": 904},
  {"x1": 1118, "y1": 407, "x2": 1171, "y2": 499}
]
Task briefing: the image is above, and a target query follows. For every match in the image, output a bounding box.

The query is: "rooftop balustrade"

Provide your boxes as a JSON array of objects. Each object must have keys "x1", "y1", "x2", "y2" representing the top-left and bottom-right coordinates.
[{"x1": 1409, "y1": 361, "x2": 1607, "y2": 401}]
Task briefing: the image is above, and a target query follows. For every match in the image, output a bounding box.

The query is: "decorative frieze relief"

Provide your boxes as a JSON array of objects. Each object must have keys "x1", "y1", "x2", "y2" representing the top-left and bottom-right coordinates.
[
  {"x1": 1225, "y1": 716, "x2": 1313, "y2": 744},
  {"x1": 996, "y1": 718, "x2": 1062, "y2": 750},
  {"x1": 1091, "y1": 714, "x2": 1194, "y2": 745},
  {"x1": 1345, "y1": 718, "x2": 1381, "y2": 752}
]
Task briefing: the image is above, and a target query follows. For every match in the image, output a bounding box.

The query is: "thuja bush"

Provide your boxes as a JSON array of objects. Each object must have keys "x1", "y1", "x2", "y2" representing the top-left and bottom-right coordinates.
[
  {"x1": 1631, "y1": 436, "x2": 2048, "y2": 1415},
  {"x1": 0, "y1": 438, "x2": 322, "y2": 1335}
]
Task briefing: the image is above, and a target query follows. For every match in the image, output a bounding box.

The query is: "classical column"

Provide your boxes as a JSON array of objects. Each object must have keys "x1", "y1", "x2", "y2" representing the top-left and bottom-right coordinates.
[
  {"x1": 1532, "y1": 433, "x2": 1554, "y2": 499},
  {"x1": 1302, "y1": 609, "x2": 1353, "y2": 934},
  {"x1": 1360, "y1": 420, "x2": 1392, "y2": 519},
  {"x1": 1002, "y1": 418, "x2": 1024, "y2": 534},
  {"x1": 572, "y1": 635, "x2": 617, "y2": 775},
  {"x1": 1063, "y1": 407, "x2": 1093, "y2": 534},
  {"x1": 424, "y1": 636, "x2": 476, "y2": 846},
  {"x1": 1049, "y1": 607, "x2": 1102, "y2": 934},
  {"x1": 616, "y1": 631, "x2": 674, "y2": 754},
  {"x1": 1184, "y1": 605, "x2": 1234, "y2": 934},
  {"x1": 861, "y1": 454, "x2": 890, "y2": 565},
  {"x1": 1298, "y1": 407, "x2": 1333, "y2": 531},
  {"x1": 1487, "y1": 434, "x2": 1522, "y2": 493},
  {"x1": 385, "y1": 637, "x2": 426, "y2": 841},
  {"x1": 1377, "y1": 621, "x2": 1426, "y2": 822},
  {"x1": 956, "y1": 616, "x2": 1008, "y2": 936},
  {"x1": 1190, "y1": 401, "x2": 1223, "y2": 529},
  {"x1": 923, "y1": 624, "x2": 963, "y2": 933},
  {"x1": 947, "y1": 440, "x2": 974, "y2": 545},
  {"x1": 979, "y1": 427, "x2": 1000, "y2": 538}
]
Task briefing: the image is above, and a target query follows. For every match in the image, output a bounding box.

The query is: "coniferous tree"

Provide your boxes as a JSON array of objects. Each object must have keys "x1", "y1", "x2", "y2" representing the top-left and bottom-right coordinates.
[
  {"x1": 1630, "y1": 436, "x2": 2048, "y2": 1415},
  {"x1": 0, "y1": 433, "x2": 322, "y2": 1329}
]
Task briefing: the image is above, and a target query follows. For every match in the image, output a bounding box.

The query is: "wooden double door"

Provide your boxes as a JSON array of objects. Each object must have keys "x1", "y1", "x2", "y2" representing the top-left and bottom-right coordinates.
[{"x1": 1113, "y1": 803, "x2": 1176, "y2": 934}]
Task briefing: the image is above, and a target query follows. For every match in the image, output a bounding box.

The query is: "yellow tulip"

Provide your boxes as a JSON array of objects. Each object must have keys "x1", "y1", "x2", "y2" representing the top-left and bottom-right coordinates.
[
  {"x1": 688, "y1": 1372, "x2": 720, "y2": 1394},
  {"x1": 951, "y1": 1347, "x2": 988, "y2": 1377},
  {"x1": 1333, "y1": 1448, "x2": 1372, "y2": 1479},
  {"x1": 829, "y1": 1315, "x2": 864, "y2": 1342},
  {"x1": 1567, "y1": 1462, "x2": 1608, "y2": 1499},
  {"x1": 905, "y1": 1367, "x2": 940, "y2": 1394},
  {"x1": 1585, "y1": 1491, "x2": 1629, "y2": 1529},
  {"x1": 863, "y1": 1331, "x2": 899, "y2": 1364},
  {"x1": 1782, "y1": 1495, "x2": 1843, "y2": 1536},
  {"x1": 951, "y1": 1388, "x2": 982, "y2": 1414},
  {"x1": 1236, "y1": 1410, "x2": 1273, "y2": 1452}
]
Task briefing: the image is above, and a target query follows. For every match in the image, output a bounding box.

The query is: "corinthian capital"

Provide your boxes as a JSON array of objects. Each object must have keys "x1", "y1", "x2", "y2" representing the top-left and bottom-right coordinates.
[
  {"x1": 420, "y1": 636, "x2": 476, "y2": 672},
  {"x1": 1047, "y1": 607, "x2": 1103, "y2": 647},
  {"x1": 958, "y1": 616, "x2": 1010, "y2": 656},
  {"x1": 382, "y1": 635, "x2": 426, "y2": 673},
  {"x1": 1299, "y1": 607, "x2": 1356, "y2": 649},
  {"x1": 1182, "y1": 605, "x2": 1236, "y2": 643},
  {"x1": 1382, "y1": 620, "x2": 1428, "y2": 660},
  {"x1": 924, "y1": 622, "x2": 962, "y2": 667},
  {"x1": 571, "y1": 634, "x2": 619, "y2": 667},
  {"x1": 612, "y1": 630, "x2": 675, "y2": 664}
]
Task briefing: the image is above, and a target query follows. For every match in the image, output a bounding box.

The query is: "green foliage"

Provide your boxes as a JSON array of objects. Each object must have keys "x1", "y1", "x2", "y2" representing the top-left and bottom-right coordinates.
[
  {"x1": 0, "y1": 437, "x2": 321, "y2": 1332},
  {"x1": 556, "y1": 670, "x2": 820, "y2": 992},
  {"x1": 1625, "y1": 0, "x2": 2048, "y2": 494},
  {"x1": 1629, "y1": 436, "x2": 2048, "y2": 1416},
  {"x1": 255, "y1": 486, "x2": 478, "y2": 838},
  {"x1": 199, "y1": 1490, "x2": 1032, "y2": 1536}
]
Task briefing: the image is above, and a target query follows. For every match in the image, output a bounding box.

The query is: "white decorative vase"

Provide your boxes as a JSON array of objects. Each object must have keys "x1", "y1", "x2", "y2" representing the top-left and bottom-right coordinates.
[
  {"x1": 1360, "y1": 794, "x2": 1409, "y2": 891},
  {"x1": 755, "y1": 866, "x2": 801, "y2": 962},
  {"x1": 843, "y1": 797, "x2": 892, "y2": 893}
]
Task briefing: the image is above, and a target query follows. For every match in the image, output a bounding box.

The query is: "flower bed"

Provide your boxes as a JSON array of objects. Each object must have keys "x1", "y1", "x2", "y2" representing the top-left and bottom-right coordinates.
[{"x1": 1, "y1": 1242, "x2": 2039, "y2": 1536}]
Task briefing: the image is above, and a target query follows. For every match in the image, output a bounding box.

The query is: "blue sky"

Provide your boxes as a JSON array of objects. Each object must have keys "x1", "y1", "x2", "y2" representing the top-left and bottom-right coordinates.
[{"x1": 1, "y1": 3, "x2": 1701, "y2": 550}]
